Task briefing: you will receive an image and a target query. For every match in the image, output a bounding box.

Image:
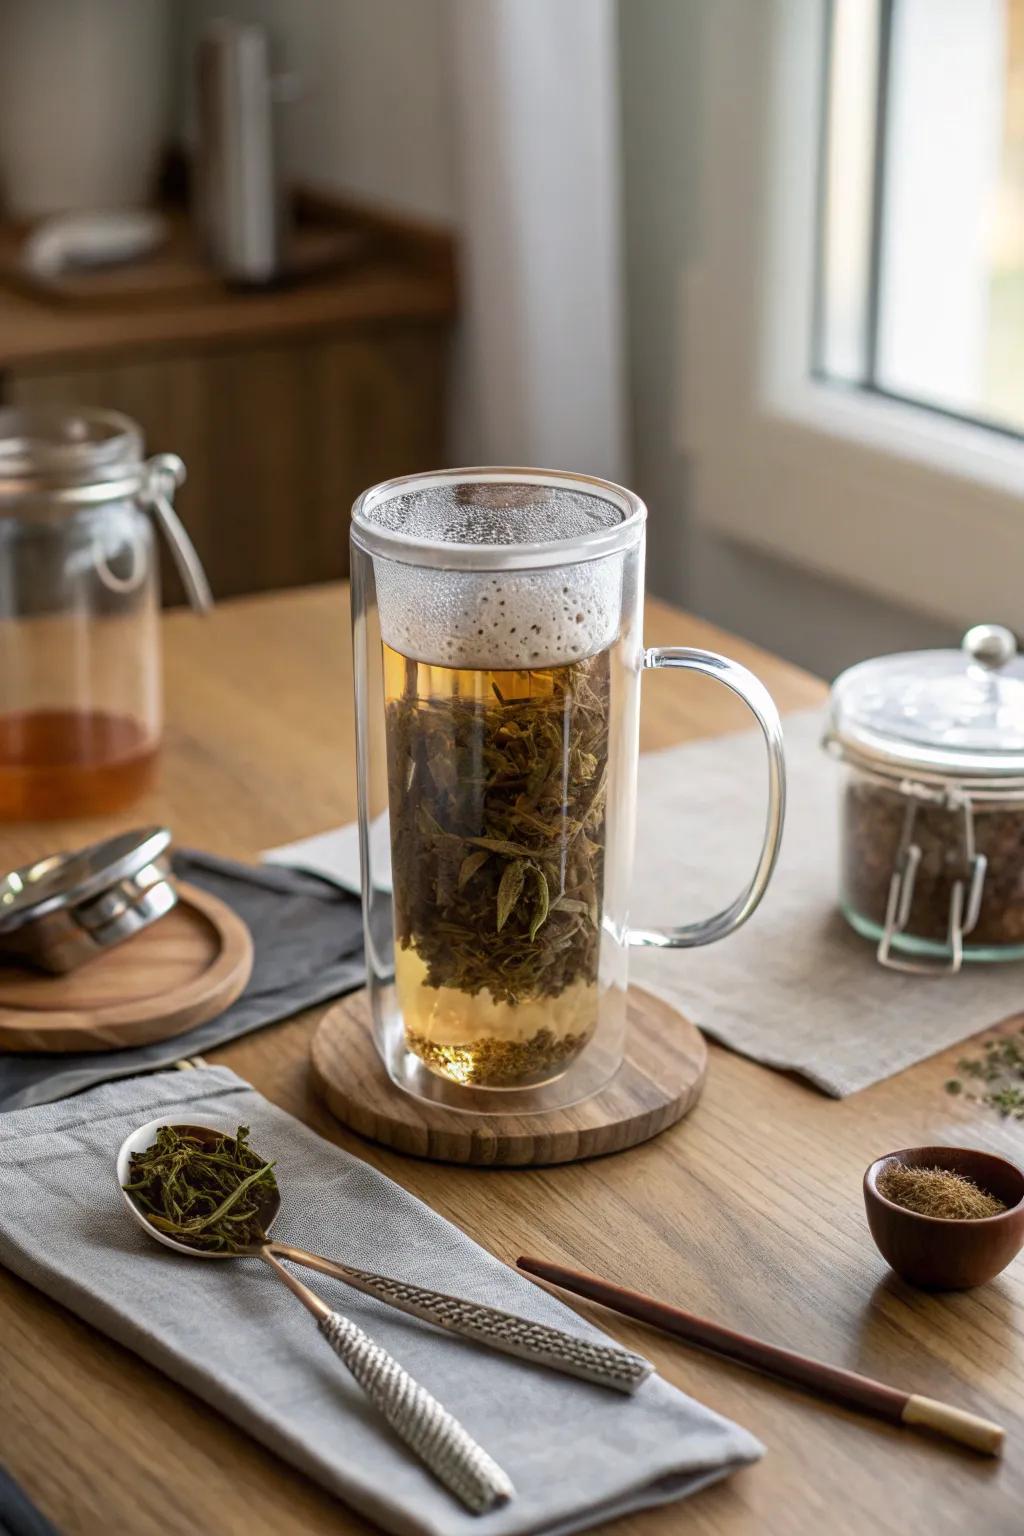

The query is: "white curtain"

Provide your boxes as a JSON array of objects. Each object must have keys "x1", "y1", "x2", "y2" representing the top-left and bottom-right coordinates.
[{"x1": 447, "y1": 0, "x2": 628, "y2": 483}]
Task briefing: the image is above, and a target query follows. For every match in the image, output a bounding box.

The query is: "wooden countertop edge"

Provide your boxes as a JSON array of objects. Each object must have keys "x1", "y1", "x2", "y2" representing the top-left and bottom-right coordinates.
[
  {"x1": 0, "y1": 188, "x2": 458, "y2": 370},
  {"x1": 0, "y1": 264, "x2": 456, "y2": 371}
]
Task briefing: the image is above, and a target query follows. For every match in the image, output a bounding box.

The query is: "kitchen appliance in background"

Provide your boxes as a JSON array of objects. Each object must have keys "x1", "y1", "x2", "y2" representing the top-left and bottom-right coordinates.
[{"x1": 195, "y1": 20, "x2": 290, "y2": 287}]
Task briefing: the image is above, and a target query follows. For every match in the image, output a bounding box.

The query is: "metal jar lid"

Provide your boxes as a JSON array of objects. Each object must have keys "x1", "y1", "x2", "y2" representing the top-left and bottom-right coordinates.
[
  {"x1": 0, "y1": 827, "x2": 177, "y2": 974},
  {"x1": 0, "y1": 406, "x2": 212, "y2": 612},
  {"x1": 824, "y1": 625, "x2": 1024, "y2": 790}
]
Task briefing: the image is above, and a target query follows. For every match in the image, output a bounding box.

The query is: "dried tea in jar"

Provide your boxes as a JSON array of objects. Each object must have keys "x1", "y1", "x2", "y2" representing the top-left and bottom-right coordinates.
[{"x1": 825, "y1": 625, "x2": 1024, "y2": 972}]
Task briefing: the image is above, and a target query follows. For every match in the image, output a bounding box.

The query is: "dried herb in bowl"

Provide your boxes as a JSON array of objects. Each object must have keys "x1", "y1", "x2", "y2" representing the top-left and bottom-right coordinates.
[
  {"x1": 877, "y1": 1164, "x2": 1006, "y2": 1220},
  {"x1": 123, "y1": 1123, "x2": 277, "y2": 1253}
]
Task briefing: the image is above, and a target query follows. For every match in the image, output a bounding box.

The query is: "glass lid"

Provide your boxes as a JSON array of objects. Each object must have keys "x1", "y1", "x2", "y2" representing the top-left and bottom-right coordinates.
[
  {"x1": 0, "y1": 406, "x2": 144, "y2": 506},
  {"x1": 351, "y1": 467, "x2": 645, "y2": 570},
  {"x1": 828, "y1": 625, "x2": 1024, "y2": 780}
]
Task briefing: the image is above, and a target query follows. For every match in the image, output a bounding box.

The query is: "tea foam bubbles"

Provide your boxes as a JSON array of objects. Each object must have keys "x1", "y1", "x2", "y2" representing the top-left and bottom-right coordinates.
[{"x1": 365, "y1": 481, "x2": 626, "y2": 670}]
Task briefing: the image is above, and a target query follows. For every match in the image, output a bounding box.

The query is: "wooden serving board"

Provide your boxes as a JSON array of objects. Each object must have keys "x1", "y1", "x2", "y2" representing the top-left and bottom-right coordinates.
[
  {"x1": 0, "y1": 883, "x2": 252, "y2": 1053},
  {"x1": 311, "y1": 985, "x2": 707, "y2": 1166}
]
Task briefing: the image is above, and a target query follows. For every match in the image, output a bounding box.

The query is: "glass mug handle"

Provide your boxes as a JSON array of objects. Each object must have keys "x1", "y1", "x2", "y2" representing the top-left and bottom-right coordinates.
[{"x1": 628, "y1": 647, "x2": 786, "y2": 948}]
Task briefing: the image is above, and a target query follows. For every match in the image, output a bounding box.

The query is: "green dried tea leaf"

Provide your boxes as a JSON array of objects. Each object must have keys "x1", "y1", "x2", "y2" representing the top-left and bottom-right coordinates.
[
  {"x1": 458, "y1": 849, "x2": 491, "y2": 889},
  {"x1": 497, "y1": 859, "x2": 529, "y2": 931},
  {"x1": 528, "y1": 864, "x2": 550, "y2": 941},
  {"x1": 938, "y1": 1028, "x2": 1024, "y2": 1119},
  {"x1": 466, "y1": 836, "x2": 536, "y2": 857}
]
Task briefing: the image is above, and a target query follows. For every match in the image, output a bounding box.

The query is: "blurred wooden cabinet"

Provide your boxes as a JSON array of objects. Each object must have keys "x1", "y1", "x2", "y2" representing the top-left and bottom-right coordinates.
[
  {"x1": 0, "y1": 210, "x2": 454, "y2": 602},
  {"x1": 6, "y1": 326, "x2": 446, "y2": 601}
]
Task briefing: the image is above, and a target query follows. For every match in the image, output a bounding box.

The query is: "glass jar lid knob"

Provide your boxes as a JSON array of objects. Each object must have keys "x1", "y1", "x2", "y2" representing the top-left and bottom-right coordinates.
[{"x1": 962, "y1": 624, "x2": 1017, "y2": 672}]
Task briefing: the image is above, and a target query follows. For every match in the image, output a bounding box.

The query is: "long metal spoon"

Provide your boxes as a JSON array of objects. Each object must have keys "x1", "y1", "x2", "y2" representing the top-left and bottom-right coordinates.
[
  {"x1": 116, "y1": 1116, "x2": 513, "y2": 1514},
  {"x1": 271, "y1": 1245, "x2": 651, "y2": 1393},
  {"x1": 119, "y1": 1117, "x2": 651, "y2": 1393}
]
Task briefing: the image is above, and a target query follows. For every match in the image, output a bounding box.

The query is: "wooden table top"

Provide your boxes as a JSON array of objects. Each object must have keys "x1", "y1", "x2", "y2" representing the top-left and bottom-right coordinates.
[{"x1": 1, "y1": 584, "x2": 1021, "y2": 1536}]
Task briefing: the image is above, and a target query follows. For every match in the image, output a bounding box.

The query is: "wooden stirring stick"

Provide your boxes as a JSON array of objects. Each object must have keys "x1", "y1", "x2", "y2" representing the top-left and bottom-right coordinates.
[{"x1": 516, "y1": 1255, "x2": 1005, "y2": 1456}]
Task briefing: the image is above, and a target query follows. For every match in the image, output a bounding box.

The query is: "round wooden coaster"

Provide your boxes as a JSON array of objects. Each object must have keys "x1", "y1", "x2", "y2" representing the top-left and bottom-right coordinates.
[
  {"x1": 310, "y1": 986, "x2": 706, "y2": 1166},
  {"x1": 0, "y1": 882, "x2": 253, "y2": 1053}
]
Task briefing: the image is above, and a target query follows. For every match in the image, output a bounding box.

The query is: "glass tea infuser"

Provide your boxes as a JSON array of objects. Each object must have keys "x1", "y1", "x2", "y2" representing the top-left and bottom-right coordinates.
[
  {"x1": 825, "y1": 624, "x2": 1024, "y2": 973},
  {"x1": 0, "y1": 406, "x2": 211, "y2": 821},
  {"x1": 350, "y1": 468, "x2": 787, "y2": 1114}
]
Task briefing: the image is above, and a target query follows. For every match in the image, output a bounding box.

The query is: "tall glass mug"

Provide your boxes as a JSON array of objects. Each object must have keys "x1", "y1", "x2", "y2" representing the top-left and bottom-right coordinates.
[{"x1": 351, "y1": 469, "x2": 786, "y2": 1114}]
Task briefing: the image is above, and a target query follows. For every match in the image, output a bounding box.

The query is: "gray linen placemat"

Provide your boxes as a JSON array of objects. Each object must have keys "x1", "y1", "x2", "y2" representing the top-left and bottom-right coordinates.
[
  {"x1": 0, "y1": 1067, "x2": 762, "y2": 1536},
  {"x1": 0, "y1": 851, "x2": 365, "y2": 1112},
  {"x1": 630, "y1": 710, "x2": 1024, "y2": 1095}
]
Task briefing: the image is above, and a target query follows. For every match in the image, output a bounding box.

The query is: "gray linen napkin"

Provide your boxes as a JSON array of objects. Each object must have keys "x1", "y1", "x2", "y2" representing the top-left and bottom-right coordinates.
[
  {"x1": 0, "y1": 851, "x2": 365, "y2": 1112},
  {"x1": 630, "y1": 710, "x2": 1024, "y2": 1095},
  {"x1": 0, "y1": 1465, "x2": 60, "y2": 1536},
  {"x1": 0, "y1": 1067, "x2": 762, "y2": 1536}
]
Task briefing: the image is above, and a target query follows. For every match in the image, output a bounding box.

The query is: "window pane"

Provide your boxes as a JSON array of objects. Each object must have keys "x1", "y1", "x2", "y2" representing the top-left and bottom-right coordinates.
[
  {"x1": 819, "y1": 0, "x2": 1024, "y2": 436},
  {"x1": 818, "y1": 0, "x2": 882, "y2": 383}
]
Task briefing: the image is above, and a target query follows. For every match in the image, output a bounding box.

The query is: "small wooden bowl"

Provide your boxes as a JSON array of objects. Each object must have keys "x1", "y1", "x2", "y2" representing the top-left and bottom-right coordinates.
[{"x1": 864, "y1": 1146, "x2": 1024, "y2": 1290}]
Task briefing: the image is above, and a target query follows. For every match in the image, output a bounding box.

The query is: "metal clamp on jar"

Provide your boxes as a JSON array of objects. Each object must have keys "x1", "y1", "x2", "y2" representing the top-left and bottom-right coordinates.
[
  {"x1": 824, "y1": 624, "x2": 1024, "y2": 974},
  {"x1": 0, "y1": 407, "x2": 210, "y2": 821}
]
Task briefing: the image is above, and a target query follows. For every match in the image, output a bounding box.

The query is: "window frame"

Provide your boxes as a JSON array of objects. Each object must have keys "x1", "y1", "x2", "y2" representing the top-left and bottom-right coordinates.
[{"x1": 685, "y1": 0, "x2": 1024, "y2": 628}]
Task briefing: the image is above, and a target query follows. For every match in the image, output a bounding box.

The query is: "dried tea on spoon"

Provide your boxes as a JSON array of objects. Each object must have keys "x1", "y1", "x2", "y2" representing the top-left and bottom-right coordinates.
[{"x1": 123, "y1": 1123, "x2": 277, "y2": 1252}]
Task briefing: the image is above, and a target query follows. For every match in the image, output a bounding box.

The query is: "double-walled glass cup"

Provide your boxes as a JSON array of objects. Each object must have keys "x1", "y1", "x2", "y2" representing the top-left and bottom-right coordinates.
[{"x1": 351, "y1": 469, "x2": 786, "y2": 1114}]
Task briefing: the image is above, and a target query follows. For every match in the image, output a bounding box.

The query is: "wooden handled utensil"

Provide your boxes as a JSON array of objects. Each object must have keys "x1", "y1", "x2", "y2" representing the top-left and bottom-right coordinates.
[{"x1": 517, "y1": 1255, "x2": 1005, "y2": 1457}]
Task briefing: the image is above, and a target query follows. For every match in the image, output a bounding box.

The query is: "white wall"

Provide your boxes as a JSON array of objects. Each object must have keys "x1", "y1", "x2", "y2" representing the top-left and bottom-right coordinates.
[
  {"x1": 179, "y1": 0, "x2": 457, "y2": 225},
  {"x1": 448, "y1": 0, "x2": 627, "y2": 481},
  {"x1": 179, "y1": 0, "x2": 627, "y2": 483},
  {"x1": 176, "y1": 0, "x2": 952, "y2": 678},
  {"x1": 617, "y1": 0, "x2": 696, "y2": 608},
  {"x1": 617, "y1": 0, "x2": 952, "y2": 678}
]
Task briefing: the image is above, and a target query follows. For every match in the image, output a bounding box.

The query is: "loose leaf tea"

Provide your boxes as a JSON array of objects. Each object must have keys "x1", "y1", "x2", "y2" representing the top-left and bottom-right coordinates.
[
  {"x1": 387, "y1": 650, "x2": 609, "y2": 1004},
  {"x1": 406, "y1": 1027, "x2": 592, "y2": 1089},
  {"x1": 384, "y1": 644, "x2": 611, "y2": 1087},
  {"x1": 123, "y1": 1123, "x2": 277, "y2": 1253},
  {"x1": 842, "y1": 781, "x2": 1024, "y2": 948},
  {"x1": 945, "y1": 1028, "x2": 1024, "y2": 1120}
]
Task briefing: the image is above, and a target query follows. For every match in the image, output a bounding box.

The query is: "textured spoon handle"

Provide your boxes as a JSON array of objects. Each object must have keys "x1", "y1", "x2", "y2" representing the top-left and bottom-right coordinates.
[
  {"x1": 275, "y1": 1246, "x2": 652, "y2": 1393},
  {"x1": 319, "y1": 1311, "x2": 514, "y2": 1514}
]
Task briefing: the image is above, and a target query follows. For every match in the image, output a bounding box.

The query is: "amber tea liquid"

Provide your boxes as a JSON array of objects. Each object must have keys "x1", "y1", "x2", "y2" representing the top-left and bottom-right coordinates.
[
  {"x1": 0, "y1": 708, "x2": 157, "y2": 820},
  {"x1": 383, "y1": 642, "x2": 612, "y2": 1088}
]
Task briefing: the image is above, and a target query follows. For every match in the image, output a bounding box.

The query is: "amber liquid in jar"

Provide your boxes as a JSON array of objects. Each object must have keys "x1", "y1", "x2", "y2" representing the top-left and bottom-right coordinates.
[{"x1": 0, "y1": 708, "x2": 157, "y2": 820}]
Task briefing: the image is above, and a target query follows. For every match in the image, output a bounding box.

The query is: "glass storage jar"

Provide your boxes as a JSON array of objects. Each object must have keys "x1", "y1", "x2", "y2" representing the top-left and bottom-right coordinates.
[
  {"x1": 0, "y1": 407, "x2": 210, "y2": 821},
  {"x1": 824, "y1": 624, "x2": 1024, "y2": 973}
]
